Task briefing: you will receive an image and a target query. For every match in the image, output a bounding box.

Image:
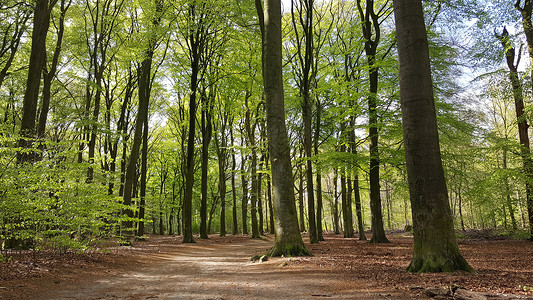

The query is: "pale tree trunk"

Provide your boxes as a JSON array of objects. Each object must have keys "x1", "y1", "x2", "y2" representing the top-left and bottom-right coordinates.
[
  {"x1": 394, "y1": 0, "x2": 472, "y2": 272},
  {"x1": 259, "y1": 0, "x2": 309, "y2": 256}
]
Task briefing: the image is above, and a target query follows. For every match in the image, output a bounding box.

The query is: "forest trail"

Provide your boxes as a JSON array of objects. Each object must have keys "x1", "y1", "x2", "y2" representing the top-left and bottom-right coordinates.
[
  {"x1": 2, "y1": 232, "x2": 533, "y2": 300},
  {"x1": 34, "y1": 235, "x2": 408, "y2": 300}
]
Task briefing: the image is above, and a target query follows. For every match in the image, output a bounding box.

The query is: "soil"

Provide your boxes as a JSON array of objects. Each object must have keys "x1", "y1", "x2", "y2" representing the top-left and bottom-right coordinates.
[{"x1": 0, "y1": 231, "x2": 532, "y2": 300}]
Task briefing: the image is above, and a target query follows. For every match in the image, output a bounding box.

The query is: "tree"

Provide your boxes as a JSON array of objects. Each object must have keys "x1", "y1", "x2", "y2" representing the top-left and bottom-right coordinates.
[
  {"x1": 356, "y1": 0, "x2": 391, "y2": 243},
  {"x1": 122, "y1": 0, "x2": 162, "y2": 239},
  {"x1": 18, "y1": 0, "x2": 59, "y2": 163},
  {"x1": 393, "y1": 0, "x2": 473, "y2": 272},
  {"x1": 257, "y1": 0, "x2": 309, "y2": 256},
  {"x1": 37, "y1": 0, "x2": 71, "y2": 141},
  {"x1": 496, "y1": 27, "x2": 533, "y2": 241},
  {"x1": 0, "y1": 2, "x2": 31, "y2": 90},
  {"x1": 290, "y1": 0, "x2": 318, "y2": 244}
]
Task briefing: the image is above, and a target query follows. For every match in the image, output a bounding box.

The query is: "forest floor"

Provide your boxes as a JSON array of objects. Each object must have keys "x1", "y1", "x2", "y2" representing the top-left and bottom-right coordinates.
[{"x1": 0, "y1": 231, "x2": 532, "y2": 300}]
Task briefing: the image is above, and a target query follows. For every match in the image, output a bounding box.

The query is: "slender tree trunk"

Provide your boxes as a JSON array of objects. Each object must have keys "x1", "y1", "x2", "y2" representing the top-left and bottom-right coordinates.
[
  {"x1": 497, "y1": 27, "x2": 533, "y2": 241},
  {"x1": 199, "y1": 93, "x2": 212, "y2": 239},
  {"x1": 38, "y1": 0, "x2": 69, "y2": 141},
  {"x1": 267, "y1": 170, "x2": 275, "y2": 234},
  {"x1": 357, "y1": 0, "x2": 389, "y2": 243},
  {"x1": 258, "y1": 155, "x2": 264, "y2": 235},
  {"x1": 122, "y1": 55, "x2": 151, "y2": 239},
  {"x1": 231, "y1": 129, "x2": 238, "y2": 235},
  {"x1": 259, "y1": 0, "x2": 309, "y2": 256},
  {"x1": 137, "y1": 117, "x2": 148, "y2": 237},
  {"x1": 18, "y1": 0, "x2": 56, "y2": 163},
  {"x1": 333, "y1": 169, "x2": 340, "y2": 234},
  {"x1": 314, "y1": 103, "x2": 324, "y2": 241},
  {"x1": 354, "y1": 175, "x2": 366, "y2": 240},
  {"x1": 241, "y1": 143, "x2": 248, "y2": 235},
  {"x1": 394, "y1": 0, "x2": 472, "y2": 272},
  {"x1": 503, "y1": 150, "x2": 518, "y2": 230},
  {"x1": 297, "y1": 160, "x2": 306, "y2": 232}
]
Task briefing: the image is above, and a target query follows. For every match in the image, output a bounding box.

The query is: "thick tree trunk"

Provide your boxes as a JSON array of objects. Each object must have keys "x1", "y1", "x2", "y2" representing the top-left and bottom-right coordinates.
[
  {"x1": 394, "y1": 0, "x2": 472, "y2": 272},
  {"x1": 260, "y1": 0, "x2": 309, "y2": 257}
]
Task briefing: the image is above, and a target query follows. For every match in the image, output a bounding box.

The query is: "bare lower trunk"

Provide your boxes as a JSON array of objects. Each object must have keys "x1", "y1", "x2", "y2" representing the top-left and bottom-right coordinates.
[{"x1": 394, "y1": 0, "x2": 472, "y2": 272}]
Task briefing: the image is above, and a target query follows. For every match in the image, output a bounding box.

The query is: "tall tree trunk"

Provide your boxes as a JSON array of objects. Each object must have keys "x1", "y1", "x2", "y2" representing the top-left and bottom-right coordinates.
[
  {"x1": 231, "y1": 128, "x2": 238, "y2": 235},
  {"x1": 267, "y1": 167, "x2": 275, "y2": 234},
  {"x1": 503, "y1": 150, "x2": 518, "y2": 230},
  {"x1": 37, "y1": 0, "x2": 69, "y2": 141},
  {"x1": 314, "y1": 102, "x2": 324, "y2": 241},
  {"x1": 258, "y1": 0, "x2": 309, "y2": 256},
  {"x1": 258, "y1": 154, "x2": 265, "y2": 235},
  {"x1": 122, "y1": 55, "x2": 151, "y2": 239},
  {"x1": 18, "y1": 0, "x2": 57, "y2": 163},
  {"x1": 291, "y1": 0, "x2": 318, "y2": 244},
  {"x1": 357, "y1": 0, "x2": 389, "y2": 243},
  {"x1": 353, "y1": 174, "x2": 366, "y2": 240},
  {"x1": 137, "y1": 116, "x2": 148, "y2": 236},
  {"x1": 241, "y1": 139, "x2": 248, "y2": 235},
  {"x1": 246, "y1": 105, "x2": 260, "y2": 239},
  {"x1": 497, "y1": 27, "x2": 533, "y2": 241},
  {"x1": 297, "y1": 158, "x2": 306, "y2": 232},
  {"x1": 333, "y1": 169, "x2": 340, "y2": 234},
  {"x1": 394, "y1": 0, "x2": 472, "y2": 272},
  {"x1": 182, "y1": 2, "x2": 205, "y2": 243},
  {"x1": 199, "y1": 92, "x2": 212, "y2": 239}
]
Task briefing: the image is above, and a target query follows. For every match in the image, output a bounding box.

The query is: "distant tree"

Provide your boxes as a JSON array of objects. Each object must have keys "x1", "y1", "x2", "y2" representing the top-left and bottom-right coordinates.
[{"x1": 496, "y1": 27, "x2": 533, "y2": 241}]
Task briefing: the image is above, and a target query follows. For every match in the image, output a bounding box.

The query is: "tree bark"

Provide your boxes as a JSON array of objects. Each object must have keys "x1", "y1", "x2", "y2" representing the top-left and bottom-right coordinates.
[
  {"x1": 18, "y1": 0, "x2": 57, "y2": 163},
  {"x1": 260, "y1": 0, "x2": 309, "y2": 256},
  {"x1": 137, "y1": 116, "x2": 149, "y2": 236},
  {"x1": 356, "y1": 0, "x2": 389, "y2": 243},
  {"x1": 394, "y1": 0, "x2": 472, "y2": 272},
  {"x1": 199, "y1": 91, "x2": 213, "y2": 239},
  {"x1": 497, "y1": 27, "x2": 533, "y2": 241},
  {"x1": 37, "y1": 0, "x2": 69, "y2": 140}
]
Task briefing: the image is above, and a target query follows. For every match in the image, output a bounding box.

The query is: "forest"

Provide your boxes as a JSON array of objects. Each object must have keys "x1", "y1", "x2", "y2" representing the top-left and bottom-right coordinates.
[{"x1": 1, "y1": 0, "x2": 533, "y2": 287}]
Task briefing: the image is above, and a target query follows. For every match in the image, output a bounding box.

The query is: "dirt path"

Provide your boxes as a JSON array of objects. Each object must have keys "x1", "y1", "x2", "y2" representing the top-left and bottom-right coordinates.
[
  {"x1": 35, "y1": 235, "x2": 408, "y2": 300},
  {"x1": 3, "y1": 232, "x2": 532, "y2": 300}
]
